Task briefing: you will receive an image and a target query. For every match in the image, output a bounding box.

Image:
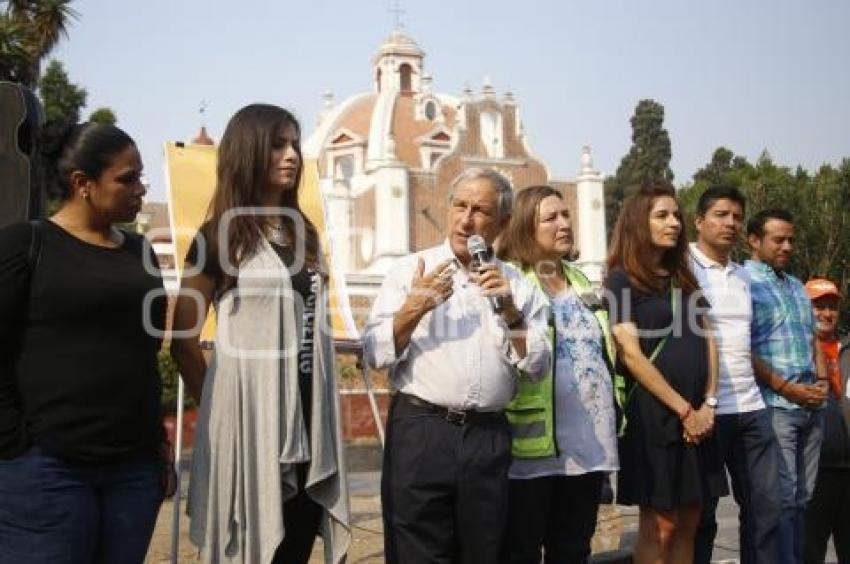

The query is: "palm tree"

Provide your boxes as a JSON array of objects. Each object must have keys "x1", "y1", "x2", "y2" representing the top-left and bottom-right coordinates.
[
  {"x1": 0, "y1": 11, "x2": 31, "y2": 82},
  {"x1": 0, "y1": 0, "x2": 78, "y2": 86}
]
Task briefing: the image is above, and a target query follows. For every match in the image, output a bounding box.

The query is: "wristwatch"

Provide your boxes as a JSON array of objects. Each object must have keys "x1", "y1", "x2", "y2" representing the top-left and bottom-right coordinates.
[{"x1": 705, "y1": 396, "x2": 718, "y2": 409}]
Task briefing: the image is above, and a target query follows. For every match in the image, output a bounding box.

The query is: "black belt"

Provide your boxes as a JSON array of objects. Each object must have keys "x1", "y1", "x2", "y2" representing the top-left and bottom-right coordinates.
[{"x1": 396, "y1": 393, "x2": 503, "y2": 426}]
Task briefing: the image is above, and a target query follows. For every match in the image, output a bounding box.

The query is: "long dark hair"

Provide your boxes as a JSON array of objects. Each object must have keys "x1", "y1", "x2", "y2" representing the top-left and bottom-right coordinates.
[
  {"x1": 607, "y1": 181, "x2": 698, "y2": 294},
  {"x1": 203, "y1": 104, "x2": 322, "y2": 292},
  {"x1": 40, "y1": 121, "x2": 135, "y2": 200}
]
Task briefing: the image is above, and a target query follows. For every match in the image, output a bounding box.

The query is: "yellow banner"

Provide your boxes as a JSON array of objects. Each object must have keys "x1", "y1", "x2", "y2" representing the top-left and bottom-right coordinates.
[{"x1": 163, "y1": 142, "x2": 358, "y2": 341}]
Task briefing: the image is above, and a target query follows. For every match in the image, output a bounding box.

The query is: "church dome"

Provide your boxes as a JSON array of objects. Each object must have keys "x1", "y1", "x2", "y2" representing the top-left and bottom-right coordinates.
[
  {"x1": 305, "y1": 30, "x2": 457, "y2": 173},
  {"x1": 375, "y1": 29, "x2": 425, "y2": 59}
]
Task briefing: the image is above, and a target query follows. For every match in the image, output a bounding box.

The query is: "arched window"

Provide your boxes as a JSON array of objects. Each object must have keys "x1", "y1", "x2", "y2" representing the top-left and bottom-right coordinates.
[
  {"x1": 480, "y1": 110, "x2": 504, "y2": 158},
  {"x1": 376, "y1": 68, "x2": 382, "y2": 93},
  {"x1": 335, "y1": 155, "x2": 354, "y2": 180},
  {"x1": 399, "y1": 63, "x2": 412, "y2": 92},
  {"x1": 425, "y1": 101, "x2": 437, "y2": 121}
]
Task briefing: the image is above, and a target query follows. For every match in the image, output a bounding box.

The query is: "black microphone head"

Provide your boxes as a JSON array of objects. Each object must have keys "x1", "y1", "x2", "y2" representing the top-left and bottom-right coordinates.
[{"x1": 467, "y1": 234, "x2": 487, "y2": 257}]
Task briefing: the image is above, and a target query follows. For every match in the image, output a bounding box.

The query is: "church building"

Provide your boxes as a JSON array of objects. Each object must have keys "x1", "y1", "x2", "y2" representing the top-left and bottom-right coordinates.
[{"x1": 302, "y1": 29, "x2": 607, "y2": 322}]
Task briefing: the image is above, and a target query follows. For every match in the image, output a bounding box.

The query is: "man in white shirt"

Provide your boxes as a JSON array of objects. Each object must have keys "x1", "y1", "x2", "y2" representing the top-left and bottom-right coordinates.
[
  {"x1": 363, "y1": 168, "x2": 550, "y2": 564},
  {"x1": 691, "y1": 186, "x2": 780, "y2": 564}
]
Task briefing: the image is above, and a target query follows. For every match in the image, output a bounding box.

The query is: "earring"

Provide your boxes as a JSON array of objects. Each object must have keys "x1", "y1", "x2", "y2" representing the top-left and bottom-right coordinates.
[{"x1": 82, "y1": 192, "x2": 90, "y2": 200}]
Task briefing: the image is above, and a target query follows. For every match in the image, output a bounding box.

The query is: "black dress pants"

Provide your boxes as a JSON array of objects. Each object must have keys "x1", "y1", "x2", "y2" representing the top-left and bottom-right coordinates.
[
  {"x1": 503, "y1": 472, "x2": 604, "y2": 564},
  {"x1": 381, "y1": 394, "x2": 512, "y2": 564}
]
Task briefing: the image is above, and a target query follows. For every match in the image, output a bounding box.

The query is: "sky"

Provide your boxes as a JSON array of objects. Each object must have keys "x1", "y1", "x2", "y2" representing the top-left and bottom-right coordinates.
[{"x1": 52, "y1": 0, "x2": 850, "y2": 203}]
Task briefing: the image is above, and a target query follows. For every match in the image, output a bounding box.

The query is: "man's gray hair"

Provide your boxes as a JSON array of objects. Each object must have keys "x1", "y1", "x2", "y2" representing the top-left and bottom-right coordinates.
[{"x1": 448, "y1": 168, "x2": 514, "y2": 219}]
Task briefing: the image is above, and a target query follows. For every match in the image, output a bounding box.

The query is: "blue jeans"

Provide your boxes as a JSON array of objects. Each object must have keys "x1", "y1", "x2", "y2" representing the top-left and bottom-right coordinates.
[
  {"x1": 694, "y1": 409, "x2": 781, "y2": 564},
  {"x1": 770, "y1": 407, "x2": 825, "y2": 564},
  {"x1": 0, "y1": 446, "x2": 163, "y2": 564}
]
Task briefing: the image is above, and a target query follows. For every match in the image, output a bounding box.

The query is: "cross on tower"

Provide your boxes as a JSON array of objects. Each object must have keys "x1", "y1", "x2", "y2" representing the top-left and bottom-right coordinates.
[
  {"x1": 199, "y1": 100, "x2": 208, "y2": 125},
  {"x1": 388, "y1": 0, "x2": 405, "y2": 28}
]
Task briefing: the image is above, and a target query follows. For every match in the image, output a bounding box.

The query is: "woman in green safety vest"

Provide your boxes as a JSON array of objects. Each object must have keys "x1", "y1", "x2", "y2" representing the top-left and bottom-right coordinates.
[
  {"x1": 496, "y1": 185, "x2": 619, "y2": 564},
  {"x1": 604, "y1": 182, "x2": 727, "y2": 564}
]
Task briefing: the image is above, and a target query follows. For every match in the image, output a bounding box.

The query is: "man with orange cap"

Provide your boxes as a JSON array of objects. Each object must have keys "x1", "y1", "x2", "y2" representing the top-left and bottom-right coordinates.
[{"x1": 803, "y1": 278, "x2": 849, "y2": 564}]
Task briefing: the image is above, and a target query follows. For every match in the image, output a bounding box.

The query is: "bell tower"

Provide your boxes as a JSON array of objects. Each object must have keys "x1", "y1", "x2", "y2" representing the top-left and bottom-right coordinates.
[{"x1": 373, "y1": 29, "x2": 425, "y2": 95}]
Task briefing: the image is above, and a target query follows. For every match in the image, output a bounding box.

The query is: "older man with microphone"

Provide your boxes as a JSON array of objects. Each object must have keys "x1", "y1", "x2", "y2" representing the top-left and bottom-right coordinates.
[{"x1": 364, "y1": 168, "x2": 550, "y2": 564}]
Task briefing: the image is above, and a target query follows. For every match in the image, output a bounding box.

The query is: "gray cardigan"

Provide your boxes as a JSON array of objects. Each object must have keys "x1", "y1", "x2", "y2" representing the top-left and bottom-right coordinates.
[{"x1": 187, "y1": 239, "x2": 350, "y2": 563}]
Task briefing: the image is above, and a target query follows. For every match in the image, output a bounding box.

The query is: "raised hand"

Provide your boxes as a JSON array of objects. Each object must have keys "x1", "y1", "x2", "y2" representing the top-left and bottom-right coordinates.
[{"x1": 404, "y1": 257, "x2": 455, "y2": 316}]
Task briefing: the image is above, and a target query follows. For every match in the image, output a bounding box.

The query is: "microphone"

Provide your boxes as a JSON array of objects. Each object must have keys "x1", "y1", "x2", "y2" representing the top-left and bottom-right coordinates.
[{"x1": 467, "y1": 234, "x2": 505, "y2": 313}]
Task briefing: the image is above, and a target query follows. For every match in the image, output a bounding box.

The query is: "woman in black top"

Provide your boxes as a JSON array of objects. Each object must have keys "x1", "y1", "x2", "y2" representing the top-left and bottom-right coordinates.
[
  {"x1": 604, "y1": 182, "x2": 726, "y2": 564},
  {"x1": 171, "y1": 104, "x2": 349, "y2": 564},
  {"x1": 0, "y1": 123, "x2": 166, "y2": 563}
]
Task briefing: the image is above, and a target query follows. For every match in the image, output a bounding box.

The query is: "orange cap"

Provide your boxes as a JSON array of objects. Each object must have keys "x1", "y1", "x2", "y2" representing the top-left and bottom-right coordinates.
[{"x1": 805, "y1": 278, "x2": 841, "y2": 300}]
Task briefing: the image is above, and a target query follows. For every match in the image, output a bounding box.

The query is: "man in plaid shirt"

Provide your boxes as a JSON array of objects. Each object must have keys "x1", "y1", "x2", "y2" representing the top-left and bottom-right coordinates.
[{"x1": 744, "y1": 209, "x2": 828, "y2": 564}]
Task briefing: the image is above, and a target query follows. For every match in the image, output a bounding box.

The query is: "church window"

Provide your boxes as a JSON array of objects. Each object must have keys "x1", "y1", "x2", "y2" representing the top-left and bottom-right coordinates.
[
  {"x1": 480, "y1": 110, "x2": 504, "y2": 158},
  {"x1": 425, "y1": 101, "x2": 437, "y2": 121},
  {"x1": 399, "y1": 63, "x2": 412, "y2": 92},
  {"x1": 376, "y1": 68, "x2": 382, "y2": 93},
  {"x1": 334, "y1": 155, "x2": 354, "y2": 180}
]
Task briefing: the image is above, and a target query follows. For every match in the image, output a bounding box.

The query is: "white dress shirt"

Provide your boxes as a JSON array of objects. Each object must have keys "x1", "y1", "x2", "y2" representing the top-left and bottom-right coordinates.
[
  {"x1": 363, "y1": 240, "x2": 551, "y2": 411},
  {"x1": 689, "y1": 243, "x2": 765, "y2": 415}
]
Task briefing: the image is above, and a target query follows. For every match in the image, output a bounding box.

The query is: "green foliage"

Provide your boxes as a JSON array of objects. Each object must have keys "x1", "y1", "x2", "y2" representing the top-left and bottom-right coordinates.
[
  {"x1": 37, "y1": 59, "x2": 88, "y2": 206},
  {"x1": 0, "y1": 0, "x2": 78, "y2": 86},
  {"x1": 88, "y1": 106, "x2": 116, "y2": 124},
  {"x1": 605, "y1": 99, "x2": 675, "y2": 236},
  {"x1": 38, "y1": 58, "x2": 84, "y2": 121},
  {"x1": 158, "y1": 348, "x2": 195, "y2": 413},
  {"x1": 679, "y1": 150, "x2": 850, "y2": 334},
  {"x1": 0, "y1": 11, "x2": 30, "y2": 81},
  {"x1": 693, "y1": 147, "x2": 734, "y2": 185},
  {"x1": 616, "y1": 99, "x2": 675, "y2": 185}
]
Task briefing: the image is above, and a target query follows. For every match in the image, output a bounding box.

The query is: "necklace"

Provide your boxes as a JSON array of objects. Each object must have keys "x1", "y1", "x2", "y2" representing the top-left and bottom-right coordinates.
[{"x1": 266, "y1": 222, "x2": 289, "y2": 246}]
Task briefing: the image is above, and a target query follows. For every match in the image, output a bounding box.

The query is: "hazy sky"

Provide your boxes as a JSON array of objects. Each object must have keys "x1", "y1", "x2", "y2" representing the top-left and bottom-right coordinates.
[{"x1": 52, "y1": 0, "x2": 850, "y2": 202}]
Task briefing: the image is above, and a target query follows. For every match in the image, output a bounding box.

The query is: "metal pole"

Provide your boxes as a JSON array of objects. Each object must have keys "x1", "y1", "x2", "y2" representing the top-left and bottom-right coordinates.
[
  {"x1": 360, "y1": 358, "x2": 385, "y2": 447},
  {"x1": 170, "y1": 376, "x2": 185, "y2": 564}
]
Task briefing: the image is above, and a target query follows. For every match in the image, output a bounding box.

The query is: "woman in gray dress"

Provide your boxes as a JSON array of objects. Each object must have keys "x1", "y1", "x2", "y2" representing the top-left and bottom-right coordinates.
[{"x1": 171, "y1": 104, "x2": 350, "y2": 564}]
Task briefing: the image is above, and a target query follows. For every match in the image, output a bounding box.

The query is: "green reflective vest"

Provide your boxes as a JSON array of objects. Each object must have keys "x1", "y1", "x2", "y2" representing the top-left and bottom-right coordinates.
[{"x1": 505, "y1": 261, "x2": 616, "y2": 459}]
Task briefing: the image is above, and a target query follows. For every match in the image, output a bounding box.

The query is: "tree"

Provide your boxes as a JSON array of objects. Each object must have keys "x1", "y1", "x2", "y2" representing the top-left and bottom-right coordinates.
[
  {"x1": 88, "y1": 106, "x2": 116, "y2": 124},
  {"x1": 37, "y1": 59, "x2": 85, "y2": 203},
  {"x1": 0, "y1": 11, "x2": 30, "y2": 81},
  {"x1": 604, "y1": 99, "x2": 675, "y2": 235},
  {"x1": 693, "y1": 147, "x2": 734, "y2": 185},
  {"x1": 38, "y1": 58, "x2": 85, "y2": 121},
  {"x1": 0, "y1": 0, "x2": 78, "y2": 86},
  {"x1": 616, "y1": 99, "x2": 675, "y2": 185},
  {"x1": 38, "y1": 62, "x2": 119, "y2": 125}
]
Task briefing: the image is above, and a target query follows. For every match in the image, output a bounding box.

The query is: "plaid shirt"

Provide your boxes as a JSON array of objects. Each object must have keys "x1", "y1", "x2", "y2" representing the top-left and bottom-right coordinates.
[{"x1": 744, "y1": 260, "x2": 817, "y2": 409}]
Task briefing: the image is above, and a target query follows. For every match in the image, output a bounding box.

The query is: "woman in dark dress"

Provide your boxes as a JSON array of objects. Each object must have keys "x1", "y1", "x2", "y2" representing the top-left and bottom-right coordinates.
[
  {"x1": 0, "y1": 122, "x2": 166, "y2": 563},
  {"x1": 604, "y1": 182, "x2": 726, "y2": 564}
]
